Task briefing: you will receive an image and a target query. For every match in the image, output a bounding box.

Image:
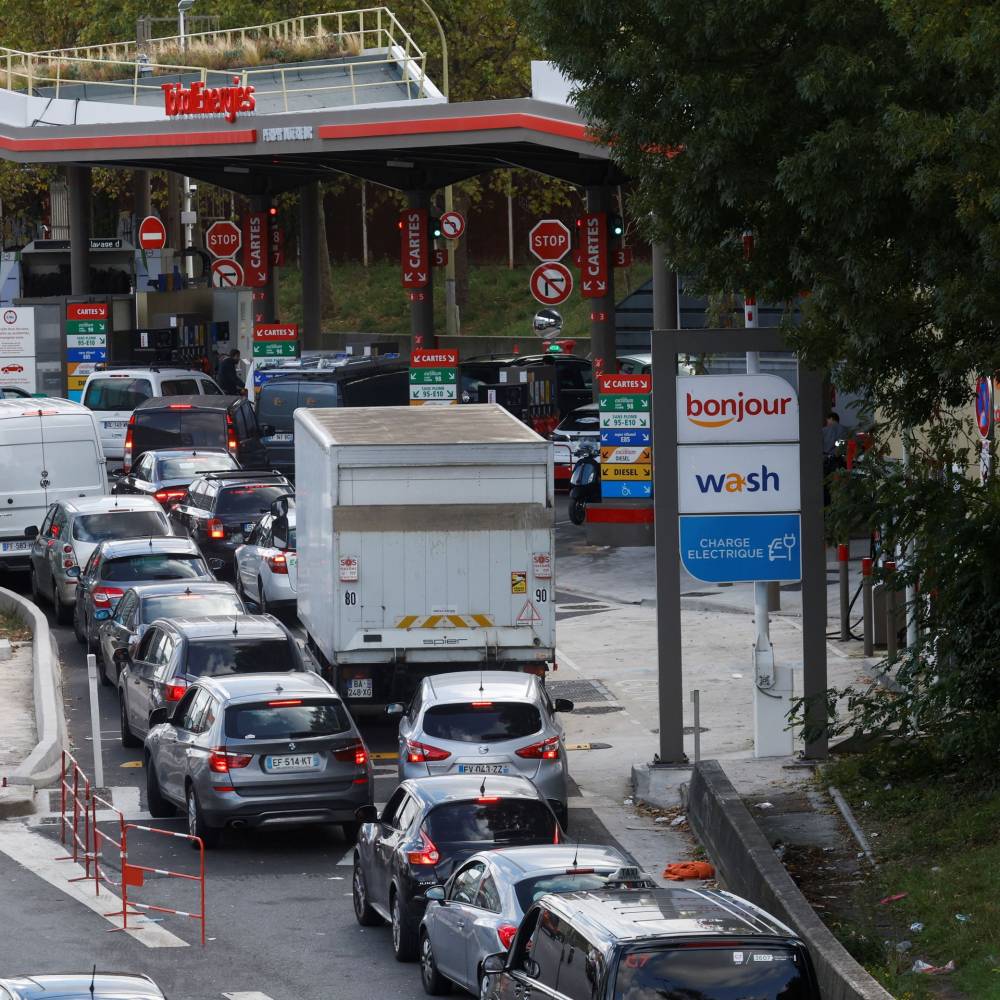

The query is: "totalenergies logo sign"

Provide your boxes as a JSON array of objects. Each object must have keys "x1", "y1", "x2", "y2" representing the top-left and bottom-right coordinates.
[
  {"x1": 677, "y1": 374, "x2": 799, "y2": 444},
  {"x1": 162, "y1": 78, "x2": 255, "y2": 123}
]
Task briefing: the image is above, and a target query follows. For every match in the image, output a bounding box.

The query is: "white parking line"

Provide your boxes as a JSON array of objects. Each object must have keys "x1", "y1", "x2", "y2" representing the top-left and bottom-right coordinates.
[
  {"x1": 0, "y1": 824, "x2": 187, "y2": 948},
  {"x1": 223, "y1": 993, "x2": 276, "y2": 1000}
]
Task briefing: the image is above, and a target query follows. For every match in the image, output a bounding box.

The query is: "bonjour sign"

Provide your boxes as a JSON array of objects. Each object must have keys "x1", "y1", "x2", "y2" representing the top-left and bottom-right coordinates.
[{"x1": 162, "y1": 78, "x2": 256, "y2": 123}]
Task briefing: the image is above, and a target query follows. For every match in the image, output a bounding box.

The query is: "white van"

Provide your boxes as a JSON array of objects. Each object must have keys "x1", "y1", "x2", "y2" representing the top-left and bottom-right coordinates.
[
  {"x1": 0, "y1": 398, "x2": 109, "y2": 570},
  {"x1": 81, "y1": 367, "x2": 223, "y2": 463}
]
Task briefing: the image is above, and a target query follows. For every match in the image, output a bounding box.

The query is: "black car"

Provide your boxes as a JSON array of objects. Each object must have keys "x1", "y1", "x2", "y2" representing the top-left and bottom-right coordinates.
[
  {"x1": 168, "y1": 470, "x2": 293, "y2": 575},
  {"x1": 482, "y1": 884, "x2": 821, "y2": 1000},
  {"x1": 352, "y1": 775, "x2": 562, "y2": 962},
  {"x1": 258, "y1": 360, "x2": 409, "y2": 477},
  {"x1": 461, "y1": 354, "x2": 592, "y2": 417},
  {"x1": 118, "y1": 613, "x2": 308, "y2": 747},
  {"x1": 96, "y1": 580, "x2": 245, "y2": 685},
  {"x1": 124, "y1": 395, "x2": 270, "y2": 474},
  {"x1": 113, "y1": 447, "x2": 241, "y2": 507}
]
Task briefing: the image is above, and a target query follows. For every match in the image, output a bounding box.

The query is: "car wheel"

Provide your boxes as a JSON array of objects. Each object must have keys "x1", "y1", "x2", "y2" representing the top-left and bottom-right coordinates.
[
  {"x1": 29, "y1": 567, "x2": 43, "y2": 606},
  {"x1": 59, "y1": 591, "x2": 76, "y2": 630},
  {"x1": 351, "y1": 859, "x2": 383, "y2": 926},
  {"x1": 479, "y1": 971, "x2": 497, "y2": 1000},
  {"x1": 186, "y1": 784, "x2": 220, "y2": 849},
  {"x1": 258, "y1": 579, "x2": 271, "y2": 616},
  {"x1": 145, "y1": 755, "x2": 174, "y2": 818},
  {"x1": 420, "y1": 931, "x2": 451, "y2": 995},
  {"x1": 119, "y1": 695, "x2": 140, "y2": 749},
  {"x1": 391, "y1": 888, "x2": 419, "y2": 962},
  {"x1": 98, "y1": 647, "x2": 112, "y2": 687}
]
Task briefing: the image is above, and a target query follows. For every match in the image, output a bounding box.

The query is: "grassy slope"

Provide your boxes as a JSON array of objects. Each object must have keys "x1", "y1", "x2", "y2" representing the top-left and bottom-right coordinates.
[
  {"x1": 824, "y1": 752, "x2": 1000, "y2": 998},
  {"x1": 276, "y1": 261, "x2": 653, "y2": 340}
]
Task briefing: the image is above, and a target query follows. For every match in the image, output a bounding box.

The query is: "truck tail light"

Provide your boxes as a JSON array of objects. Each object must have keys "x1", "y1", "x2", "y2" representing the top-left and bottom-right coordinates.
[
  {"x1": 208, "y1": 747, "x2": 253, "y2": 773},
  {"x1": 154, "y1": 488, "x2": 187, "y2": 505},
  {"x1": 164, "y1": 681, "x2": 188, "y2": 702},
  {"x1": 497, "y1": 924, "x2": 518, "y2": 950},
  {"x1": 515, "y1": 736, "x2": 560, "y2": 760},
  {"x1": 207, "y1": 518, "x2": 225, "y2": 539},
  {"x1": 405, "y1": 739, "x2": 451, "y2": 764},
  {"x1": 92, "y1": 586, "x2": 124, "y2": 608},
  {"x1": 266, "y1": 552, "x2": 288, "y2": 574},
  {"x1": 334, "y1": 740, "x2": 368, "y2": 766},
  {"x1": 406, "y1": 830, "x2": 440, "y2": 866}
]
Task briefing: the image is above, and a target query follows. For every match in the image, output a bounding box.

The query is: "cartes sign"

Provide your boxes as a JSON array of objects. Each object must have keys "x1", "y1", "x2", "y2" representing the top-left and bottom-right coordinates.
[
  {"x1": 66, "y1": 303, "x2": 108, "y2": 321},
  {"x1": 253, "y1": 324, "x2": 299, "y2": 342},
  {"x1": 242, "y1": 212, "x2": 269, "y2": 287},
  {"x1": 579, "y1": 212, "x2": 608, "y2": 298},
  {"x1": 400, "y1": 209, "x2": 429, "y2": 288},
  {"x1": 410, "y1": 349, "x2": 459, "y2": 368}
]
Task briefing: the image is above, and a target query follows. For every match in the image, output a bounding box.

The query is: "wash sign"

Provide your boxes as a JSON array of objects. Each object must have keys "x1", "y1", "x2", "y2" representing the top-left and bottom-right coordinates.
[{"x1": 677, "y1": 373, "x2": 801, "y2": 583}]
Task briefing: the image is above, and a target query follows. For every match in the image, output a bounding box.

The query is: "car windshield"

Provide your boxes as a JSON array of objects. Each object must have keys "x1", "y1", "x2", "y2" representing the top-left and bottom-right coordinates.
[
  {"x1": 217, "y1": 484, "x2": 290, "y2": 515},
  {"x1": 83, "y1": 377, "x2": 153, "y2": 411},
  {"x1": 557, "y1": 410, "x2": 599, "y2": 433},
  {"x1": 183, "y1": 637, "x2": 296, "y2": 677},
  {"x1": 423, "y1": 702, "x2": 542, "y2": 742},
  {"x1": 156, "y1": 454, "x2": 238, "y2": 479},
  {"x1": 141, "y1": 592, "x2": 243, "y2": 622},
  {"x1": 73, "y1": 510, "x2": 169, "y2": 543},
  {"x1": 613, "y1": 946, "x2": 812, "y2": 1000},
  {"x1": 224, "y1": 699, "x2": 351, "y2": 740},
  {"x1": 100, "y1": 554, "x2": 207, "y2": 582},
  {"x1": 514, "y1": 870, "x2": 619, "y2": 911},
  {"x1": 424, "y1": 799, "x2": 557, "y2": 846}
]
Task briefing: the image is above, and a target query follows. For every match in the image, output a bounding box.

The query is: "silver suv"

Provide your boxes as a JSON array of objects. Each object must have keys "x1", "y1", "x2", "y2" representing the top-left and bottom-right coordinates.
[
  {"x1": 144, "y1": 671, "x2": 373, "y2": 848},
  {"x1": 388, "y1": 671, "x2": 574, "y2": 828}
]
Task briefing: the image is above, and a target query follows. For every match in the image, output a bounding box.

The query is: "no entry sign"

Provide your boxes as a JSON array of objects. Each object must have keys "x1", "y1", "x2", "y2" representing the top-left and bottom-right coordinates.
[
  {"x1": 579, "y1": 212, "x2": 609, "y2": 298},
  {"x1": 529, "y1": 262, "x2": 573, "y2": 306},
  {"x1": 137, "y1": 216, "x2": 166, "y2": 251},
  {"x1": 439, "y1": 210, "x2": 466, "y2": 240},
  {"x1": 205, "y1": 220, "x2": 242, "y2": 258},
  {"x1": 529, "y1": 220, "x2": 571, "y2": 262},
  {"x1": 211, "y1": 258, "x2": 244, "y2": 288},
  {"x1": 975, "y1": 375, "x2": 992, "y2": 439},
  {"x1": 400, "y1": 209, "x2": 429, "y2": 288},
  {"x1": 242, "y1": 212, "x2": 269, "y2": 287}
]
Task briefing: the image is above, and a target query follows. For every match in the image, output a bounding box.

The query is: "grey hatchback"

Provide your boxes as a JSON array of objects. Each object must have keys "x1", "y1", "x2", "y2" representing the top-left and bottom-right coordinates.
[{"x1": 144, "y1": 672, "x2": 373, "y2": 848}]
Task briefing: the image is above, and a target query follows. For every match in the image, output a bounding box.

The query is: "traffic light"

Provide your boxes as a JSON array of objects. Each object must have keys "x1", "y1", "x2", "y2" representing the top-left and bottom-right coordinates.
[
  {"x1": 268, "y1": 205, "x2": 278, "y2": 218},
  {"x1": 609, "y1": 215, "x2": 624, "y2": 238},
  {"x1": 429, "y1": 216, "x2": 443, "y2": 239}
]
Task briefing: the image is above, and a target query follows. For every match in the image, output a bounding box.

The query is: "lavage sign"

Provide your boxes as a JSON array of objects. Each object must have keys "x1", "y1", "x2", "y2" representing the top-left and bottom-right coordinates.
[
  {"x1": 678, "y1": 444, "x2": 800, "y2": 514},
  {"x1": 677, "y1": 374, "x2": 799, "y2": 444}
]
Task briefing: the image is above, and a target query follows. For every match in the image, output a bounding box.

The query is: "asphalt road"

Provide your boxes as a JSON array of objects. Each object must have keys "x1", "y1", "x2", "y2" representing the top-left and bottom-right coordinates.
[{"x1": 0, "y1": 498, "x2": 630, "y2": 1000}]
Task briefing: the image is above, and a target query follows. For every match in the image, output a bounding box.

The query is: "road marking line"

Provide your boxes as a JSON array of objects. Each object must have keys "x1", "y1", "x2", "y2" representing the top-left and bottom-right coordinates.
[
  {"x1": 0, "y1": 824, "x2": 187, "y2": 948},
  {"x1": 332, "y1": 847, "x2": 354, "y2": 866},
  {"x1": 223, "y1": 993, "x2": 276, "y2": 999}
]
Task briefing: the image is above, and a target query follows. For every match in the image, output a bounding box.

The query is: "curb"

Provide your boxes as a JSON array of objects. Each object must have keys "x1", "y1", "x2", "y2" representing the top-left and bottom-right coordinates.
[
  {"x1": 0, "y1": 586, "x2": 67, "y2": 798},
  {"x1": 687, "y1": 760, "x2": 893, "y2": 1000}
]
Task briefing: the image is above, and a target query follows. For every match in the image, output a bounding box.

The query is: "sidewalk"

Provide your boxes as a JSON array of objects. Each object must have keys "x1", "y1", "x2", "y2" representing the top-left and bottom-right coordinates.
[{"x1": 0, "y1": 612, "x2": 38, "y2": 817}]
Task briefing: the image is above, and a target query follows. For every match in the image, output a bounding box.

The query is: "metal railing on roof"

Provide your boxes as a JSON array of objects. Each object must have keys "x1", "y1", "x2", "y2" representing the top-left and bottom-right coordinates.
[{"x1": 3, "y1": 7, "x2": 429, "y2": 108}]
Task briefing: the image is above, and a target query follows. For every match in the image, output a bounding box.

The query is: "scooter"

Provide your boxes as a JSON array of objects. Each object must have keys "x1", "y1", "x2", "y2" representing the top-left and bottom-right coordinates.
[{"x1": 568, "y1": 444, "x2": 601, "y2": 525}]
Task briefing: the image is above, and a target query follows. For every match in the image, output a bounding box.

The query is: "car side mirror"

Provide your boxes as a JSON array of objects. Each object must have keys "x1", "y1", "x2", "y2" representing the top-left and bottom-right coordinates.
[
  {"x1": 523, "y1": 958, "x2": 540, "y2": 980},
  {"x1": 355, "y1": 804, "x2": 378, "y2": 824},
  {"x1": 23, "y1": 525, "x2": 38, "y2": 539},
  {"x1": 424, "y1": 885, "x2": 446, "y2": 902},
  {"x1": 482, "y1": 954, "x2": 506, "y2": 975},
  {"x1": 207, "y1": 558, "x2": 224, "y2": 572},
  {"x1": 148, "y1": 706, "x2": 171, "y2": 729},
  {"x1": 385, "y1": 702, "x2": 405, "y2": 717},
  {"x1": 553, "y1": 698, "x2": 574, "y2": 713}
]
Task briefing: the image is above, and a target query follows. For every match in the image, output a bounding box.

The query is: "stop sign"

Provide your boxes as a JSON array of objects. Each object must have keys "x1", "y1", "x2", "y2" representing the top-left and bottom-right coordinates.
[
  {"x1": 205, "y1": 220, "x2": 242, "y2": 259},
  {"x1": 137, "y1": 215, "x2": 167, "y2": 250},
  {"x1": 529, "y1": 219, "x2": 572, "y2": 262}
]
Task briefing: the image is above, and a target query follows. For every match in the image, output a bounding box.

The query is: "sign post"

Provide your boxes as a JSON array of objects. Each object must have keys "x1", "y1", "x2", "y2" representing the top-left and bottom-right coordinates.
[
  {"x1": 409, "y1": 348, "x2": 458, "y2": 405},
  {"x1": 599, "y1": 374, "x2": 652, "y2": 500},
  {"x1": 64, "y1": 303, "x2": 107, "y2": 400}
]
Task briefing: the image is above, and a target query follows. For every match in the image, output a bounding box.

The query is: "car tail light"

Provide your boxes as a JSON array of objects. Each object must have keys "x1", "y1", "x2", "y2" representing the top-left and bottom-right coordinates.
[
  {"x1": 122, "y1": 417, "x2": 135, "y2": 473},
  {"x1": 268, "y1": 699, "x2": 302, "y2": 706},
  {"x1": 164, "y1": 681, "x2": 188, "y2": 702},
  {"x1": 334, "y1": 740, "x2": 368, "y2": 766},
  {"x1": 553, "y1": 824, "x2": 560, "y2": 844},
  {"x1": 470, "y1": 701, "x2": 493, "y2": 708},
  {"x1": 406, "y1": 830, "x2": 440, "y2": 866},
  {"x1": 168, "y1": 403, "x2": 193, "y2": 409},
  {"x1": 405, "y1": 739, "x2": 451, "y2": 764},
  {"x1": 497, "y1": 924, "x2": 518, "y2": 950},
  {"x1": 565, "y1": 868, "x2": 595, "y2": 875},
  {"x1": 515, "y1": 736, "x2": 560, "y2": 760},
  {"x1": 62, "y1": 544, "x2": 73, "y2": 554},
  {"x1": 207, "y1": 518, "x2": 225, "y2": 539},
  {"x1": 208, "y1": 747, "x2": 253, "y2": 773},
  {"x1": 266, "y1": 552, "x2": 288, "y2": 574},
  {"x1": 477, "y1": 796, "x2": 501, "y2": 803},
  {"x1": 92, "y1": 586, "x2": 124, "y2": 608},
  {"x1": 226, "y1": 414, "x2": 238, "y2": 454},
  {"x1": 154, "y1": 488, "x2": 187, "y2": 504}
]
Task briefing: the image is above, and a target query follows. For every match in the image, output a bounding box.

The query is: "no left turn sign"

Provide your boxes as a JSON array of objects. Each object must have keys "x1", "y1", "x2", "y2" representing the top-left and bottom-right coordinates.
[
  {"x1": 439, "y1": 210, "x2": 466, "y2": 240},
  {"x1": 529, "y1": 261, "x2": 573, "y2": 306},
  {"x1": 211, "y1": 258, "x2": 245, "y2": 288}
]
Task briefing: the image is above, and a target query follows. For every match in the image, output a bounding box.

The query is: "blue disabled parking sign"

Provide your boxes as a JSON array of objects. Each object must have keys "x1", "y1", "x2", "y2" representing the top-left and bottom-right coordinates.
[{"x1": 679, "y1": 513, "x2": 802, "y2": 583}]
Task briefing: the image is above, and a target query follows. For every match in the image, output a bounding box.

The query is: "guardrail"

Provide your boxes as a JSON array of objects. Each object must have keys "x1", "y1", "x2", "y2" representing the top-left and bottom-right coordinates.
[{"x1": 56, "y1": 749, "x2": 94, "y2": 882}]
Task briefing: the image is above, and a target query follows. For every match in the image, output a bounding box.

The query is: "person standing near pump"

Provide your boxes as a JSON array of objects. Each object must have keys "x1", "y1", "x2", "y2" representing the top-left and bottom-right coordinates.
[
  {"x1": 822, "y1": 410, "x2": 844, "y2": 458},
  {"x1": 218, "y1": 349, "x2": 245, "y2": 395}
]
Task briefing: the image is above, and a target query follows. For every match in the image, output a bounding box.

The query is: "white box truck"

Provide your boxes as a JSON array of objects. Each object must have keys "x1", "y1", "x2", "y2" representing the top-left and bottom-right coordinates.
[{"x1": 294, "y1": 404, "x2": 555, "y2": 709}]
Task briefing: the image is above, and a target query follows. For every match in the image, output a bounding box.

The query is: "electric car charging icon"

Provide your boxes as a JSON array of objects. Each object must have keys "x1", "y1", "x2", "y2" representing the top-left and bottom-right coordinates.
[{"x1": 767, "y1": 533, "x2": 797, "y2": 562}]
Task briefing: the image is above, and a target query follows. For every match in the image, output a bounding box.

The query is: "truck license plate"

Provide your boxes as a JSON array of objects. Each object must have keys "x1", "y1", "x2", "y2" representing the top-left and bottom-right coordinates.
[{"x1": 347, "y1": 679, "x2": 373, "y2": 698}]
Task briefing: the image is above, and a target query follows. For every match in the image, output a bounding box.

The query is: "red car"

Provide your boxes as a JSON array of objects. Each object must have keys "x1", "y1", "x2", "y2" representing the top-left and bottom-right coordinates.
[{"x1": 1, "y1": 363, "x2": 24, "y2": 374}]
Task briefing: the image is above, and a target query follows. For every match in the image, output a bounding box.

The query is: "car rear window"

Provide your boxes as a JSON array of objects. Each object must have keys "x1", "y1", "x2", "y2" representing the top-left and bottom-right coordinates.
[
  {"x1": 557, "y1": 410, "x2": 599, "y2": 433},
  {"x1": 422, "y1": 702, "x2": 542, "y2": 742},
  {"x1": 134, "y1": 410, "x2": 224, "y2": 452},
  {"x1": 423, "y1": 799, "x2": 557, "y2": 846},
  {"x1": 613, "y1": 946, "x2": 812, "y2": 1000},
  {"x1": 258, "y1": 385, "x2": 300, "y2": 431},
  {"x1": 84, "y1": 377, "x2": 153, "y2": 411},
  {"x1": 100, "y1": 554, "x2": 208, "y2": 582},
  {"x1": 156, "y1": 454, "x2": 238, "y2": 480},
  {"x1": 217, "y1": 484, "x2": 290, "y2": 515},
  {"x1": 514, "y1": 870, "x2": 618, "y2": 911},
  {"x1": 141, "y1": 592, "x2": 243, "y2": 622},
  {"x1": 73, "y1": 510, "x2": 170, "y2": 543},
  {"x1": 183, "y1": 637, "x2": 296, "y2": 677},
  {"x1": 224, "y1": 699, "x2": 350, "y2": 740}
]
